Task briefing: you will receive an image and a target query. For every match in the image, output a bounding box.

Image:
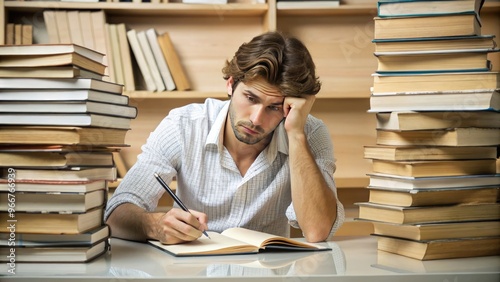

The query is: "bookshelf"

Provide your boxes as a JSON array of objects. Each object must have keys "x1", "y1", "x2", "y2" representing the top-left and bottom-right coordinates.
[{"x1": 2, "y1": 0, "x2": 499, "y2": 237}]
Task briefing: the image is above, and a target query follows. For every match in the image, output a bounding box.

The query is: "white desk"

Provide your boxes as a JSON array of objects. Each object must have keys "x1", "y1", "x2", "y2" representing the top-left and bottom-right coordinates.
[{"x1": 1, "y1": 236, "x2": 499, "y2": 281}]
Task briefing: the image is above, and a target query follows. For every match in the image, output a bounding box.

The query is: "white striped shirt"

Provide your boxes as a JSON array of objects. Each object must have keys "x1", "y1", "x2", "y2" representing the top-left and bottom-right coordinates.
[{"x1": 105, "y1": 98, "x2": 344, "y2": 237}]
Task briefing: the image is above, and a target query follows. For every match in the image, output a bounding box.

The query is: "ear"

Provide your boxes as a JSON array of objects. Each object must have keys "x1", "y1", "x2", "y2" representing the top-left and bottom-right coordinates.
[{"x1": 226, "y1": 76, "x2": 234, "y2": 96}]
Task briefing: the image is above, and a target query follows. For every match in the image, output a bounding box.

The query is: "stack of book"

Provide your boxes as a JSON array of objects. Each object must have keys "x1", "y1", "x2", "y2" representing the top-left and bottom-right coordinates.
[
  {"x1": 357, "y1": 0, "x2": 500, "y2": 260},
  {"x1": 0, "y1": 44, "x2": 136, "y2": 263}
]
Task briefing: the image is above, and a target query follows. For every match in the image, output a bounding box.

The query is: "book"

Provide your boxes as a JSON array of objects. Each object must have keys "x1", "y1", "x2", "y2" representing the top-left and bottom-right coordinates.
[
  {"x1": 0, "y1": 179, "x2": 106, "y2": 193},
  {"x1": 0, "y1": 224, "x2": 109, "y2": 247},
  {"x1": 0, "y1": 101, "x2": 137, "y2": 119},
  {"x1": 0, "y1": 207, "x2": 104, "y2": 234},
  {"x1": 276, "y1": 0, "x2": 340, "y2": 9},
  {"x1": 0, "y1": 89, "x2": 129, "y2": 105},
  {"x1": 372, "y1": 35, "x2": 497, "y2": 53},
  {"x1": 0, "y1": 53, "x2": 106, "y2": 75},
  {"x1": 376, "y1": 128, "x2": 500, "y2": 146},
  {"x1": 0, "y1": 190, "x2": 105, "y2": 213},
  {"x1": 364, "y1": 145, "x2": 498, "y2": 161},
  {"x1": 0, "y1": 66, "x2": 104, "y2": 80},
  {"x1": 148, "y1": 227, "x2": 331, "y2": 257},
  {"x1": 157, "y1": 32, "x2": 191, "y2": 91},
  {"x1": 108, "y1": 24, "x2": 125, "y2": 86},
  {"x1": 5, "y1": 23, "x2": 14, "y2": 45},
  {"x1": 375, "y1": 50, "x2": 495, "y2": 73},
  {"x1": 367, "y1": 173, "x2": 500, "y2": 190},
  {"x1": 377, "y1": 0, "x2": 483, "y2": 18},
  {"x1": 127, "y1": 29, "x2": 157, "y2": 91},
  {"x1": 67, "y1": 10, "x2": 84, "y2": 46},
  {"x1": 21, "y1": 24, "x2": 33, "y2": 45},
  {"x1": 0, "y1": 147, "x2": 114, "y2": 167},
  {"x1": 367, "y1": 186, "x2": 500, "y2": 207},
  {"x1": 0, "y1": 113, "x2": 132, "y2": 130},
  {"x1": 2, "y1": 167, "x2": 117, "y2": 182},
  {"x1": 103, "y1": 23, "x2": 116, "y2": 82},
  {"x1": 14, "y1": 24, "x2": 22, "y2": 45},
  {"x1": 43, "y1": 10, "x2": 59, "y2": 44},
  {"x1": 373, "y1": 14, "x2": 481, "y2": 39},
  {"x1": 0, "y1": 78, "x2": 124, "y2": 94},
  {"x1": 371, "y1": 220, "x2": 500, "y2": 241},
  {"x1": 371, "y1": 159, "x2": 497, "y2": 177},
  {"x1": 145, "y1": 28, "x2": 176, "y2": 91},
  {"x1": 136, "y1": 30, "x2": 167, "y2": 92},
  {"x1": 0, "y1": 44, "x2": 102, "y2": 59},
  {"x1": 116, "y1": 23, "x2": 136, "y2": 92},
  {"x1": 78, "y1": 11, "x2": 95, "y2": 50},
  {"x1": 375, "y1": 110, "x2": 500, "y2": 130},
  {"x1": 90, "y1": 11, "x2": 108, "y2": 67},
  {"x1": 375, "y1": 235, "x2": 500, "y2": 260},
  {"x1": 356, "y1": 202, "x2": 500, "y2": 224},
  {"x1": 54, "y1": 10, "x2": 71, "y2": 44},
  {"x1": 372, "y1": 71, "x2": 499, "y2": 94},
  {"x1": 369, "y1": 90, "x2": 500, "y2": 112},
  {"x1": 0, "y1": 240, "x2": 109, "y2": 263},
  {"x1": 0, "y1": 126, "x2": 129, "y2": 146},
  {"x1": 374, "y1": 246, "x2": 500, "y2": 273}
]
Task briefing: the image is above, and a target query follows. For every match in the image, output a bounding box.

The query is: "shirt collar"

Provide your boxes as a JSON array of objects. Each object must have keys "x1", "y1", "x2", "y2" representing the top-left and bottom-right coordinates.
[{"x1": 205, "y1": 101, "x2": 289, "y2": 162}]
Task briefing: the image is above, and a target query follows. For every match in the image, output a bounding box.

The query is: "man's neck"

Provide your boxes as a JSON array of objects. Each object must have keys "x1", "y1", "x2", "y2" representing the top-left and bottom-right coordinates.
[{"x1": 223, "y1": 116, "x2": 270, "y2": 176}]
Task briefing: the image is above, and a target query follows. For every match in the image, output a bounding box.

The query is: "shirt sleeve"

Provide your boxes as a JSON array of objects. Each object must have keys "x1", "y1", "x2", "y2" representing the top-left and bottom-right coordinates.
[
  {"x1": 285, "y1": 118, "x2": 345, "y2": 238},
  {"x1": 104, "y1": 113, "x2": 182, "y2": 222}
]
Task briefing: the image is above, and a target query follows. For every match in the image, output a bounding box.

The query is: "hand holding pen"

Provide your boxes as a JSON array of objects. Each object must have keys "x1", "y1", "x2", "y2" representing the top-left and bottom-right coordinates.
[{"x1": 154, "y1": 173, "x2": 211, "y2": 239}]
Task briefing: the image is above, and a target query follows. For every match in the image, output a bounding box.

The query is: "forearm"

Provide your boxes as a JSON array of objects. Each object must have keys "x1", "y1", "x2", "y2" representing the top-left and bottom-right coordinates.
[
  {"x1": 288, "y1": 133, "x2": 338, "y2": 242},
  {"x1": 106, "y1": 203, "x2": 164, "y2": 242}
]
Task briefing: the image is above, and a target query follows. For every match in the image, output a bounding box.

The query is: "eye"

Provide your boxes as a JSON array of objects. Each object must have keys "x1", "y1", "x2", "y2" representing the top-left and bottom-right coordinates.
[
  {"x1": 246, "y1": 94, "x2": 257, "y2": 103},
  {"x1": 269, "y1": 106, "x2": 281, "y2": 112}
]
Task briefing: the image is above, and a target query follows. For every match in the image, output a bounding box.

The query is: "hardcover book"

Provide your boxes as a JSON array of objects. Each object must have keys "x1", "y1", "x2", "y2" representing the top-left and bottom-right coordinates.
[
  {"x1": 363, "y1": 145, "x2": 498, "y2": 161},
  {"x1": 149, "y1": 227, "x2": 330, "y2": 257},
  {"x1": 0, "y1": 126, "x2": 129, "y2": 146},
  {"x1": 370, "y1": 220, "x2": 500, "y2": 241},
  {"x1": 375, "y1": 110, "x2": 500, "y2": 130},
  {"x1": 373, "y1": 14, "x2": 481, "y2": 39},
  {"x1": 375, "y1": 235, "x2": 500, "y2": 260},
  {"x1": 377, "y1": 0, "x2": 484, "y2": 18}
]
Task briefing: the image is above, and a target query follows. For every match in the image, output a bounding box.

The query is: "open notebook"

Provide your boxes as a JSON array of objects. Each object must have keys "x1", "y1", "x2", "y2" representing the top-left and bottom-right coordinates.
[{"x1": 148, "y1": 227, "x2": 331, "y2": 257}]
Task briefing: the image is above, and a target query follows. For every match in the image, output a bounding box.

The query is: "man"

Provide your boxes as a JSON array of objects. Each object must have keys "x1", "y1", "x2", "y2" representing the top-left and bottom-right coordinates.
[{"x1": 105, "y1": 31, "x2": 344, "y2": 244}]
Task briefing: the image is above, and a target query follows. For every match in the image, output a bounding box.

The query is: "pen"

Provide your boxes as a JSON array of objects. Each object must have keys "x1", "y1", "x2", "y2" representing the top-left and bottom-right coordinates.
[{"x1": 154, "y1": 173, "x2": 211, "y2": 239}]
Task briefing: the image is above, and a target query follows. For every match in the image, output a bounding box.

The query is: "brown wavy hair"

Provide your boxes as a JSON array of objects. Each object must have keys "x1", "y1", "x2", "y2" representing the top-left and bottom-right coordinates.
[{"x1": 222, "y1": 31, "x2": 321, "y2": 97}]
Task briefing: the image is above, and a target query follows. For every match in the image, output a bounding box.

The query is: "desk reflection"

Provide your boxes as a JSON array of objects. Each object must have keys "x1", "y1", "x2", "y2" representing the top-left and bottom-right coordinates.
[
  {"x1": 107, "y1": 239, "x2": 346, "y2": 278},
  {"x1": 2, "y1": 237, "x2": 499, "y2": 281}
]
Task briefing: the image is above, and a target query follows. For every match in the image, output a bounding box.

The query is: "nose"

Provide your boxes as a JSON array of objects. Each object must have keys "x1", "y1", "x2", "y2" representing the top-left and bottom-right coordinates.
[{"x1": 249, "y1": 105, "x2": 266, "y2": 126}]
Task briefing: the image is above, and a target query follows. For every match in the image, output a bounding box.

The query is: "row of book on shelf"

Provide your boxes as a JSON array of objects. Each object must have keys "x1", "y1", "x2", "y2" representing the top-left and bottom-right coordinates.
[
  {"x1": 4, "y1": 23, "x2": 33, "y2": 46},
  {"x1": 20, "y1": 9, "x2": 192, "y2": 92},
  {"x1": 357, "y1": 0, "x2": 500, "y2": 261},
  {"x1": 0, "y1": 42, "x2": 135, "y2": 263}
]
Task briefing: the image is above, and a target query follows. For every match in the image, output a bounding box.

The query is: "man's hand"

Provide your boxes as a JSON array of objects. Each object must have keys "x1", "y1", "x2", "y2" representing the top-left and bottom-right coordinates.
[
  {"x1": 105, "y1": 203, "x2": 209, "y2": 245},
  {"x1": 154, "y1": 208, "x2": 209, "y2": 245},
  {"x1": 282, "y1": 95, "x2": 316, "y2": 136}
]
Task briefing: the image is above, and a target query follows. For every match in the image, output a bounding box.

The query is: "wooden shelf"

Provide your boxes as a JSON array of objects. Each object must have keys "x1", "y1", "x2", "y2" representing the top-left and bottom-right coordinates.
[
  {"x1": 277, "y1": 5, "x2": 376, "y2": 16},
  {"x1": 126, "y1": 91, "x2": 228, "y2": 100},
  {"x1": 125, "y1": 91, "x2": 369, "y2": 100},
  {"x1": 4, "y1": 2, "x2": 269, "y2": 16}
]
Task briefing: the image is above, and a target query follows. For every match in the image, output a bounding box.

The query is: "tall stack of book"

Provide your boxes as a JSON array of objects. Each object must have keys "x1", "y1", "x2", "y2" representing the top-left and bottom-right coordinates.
[
  {"x1": 357, "y1": 0, "x2": 500, "y2": 260},
  {"x1": 0, "y1": 44, "x2": 136, "y2": 263}
]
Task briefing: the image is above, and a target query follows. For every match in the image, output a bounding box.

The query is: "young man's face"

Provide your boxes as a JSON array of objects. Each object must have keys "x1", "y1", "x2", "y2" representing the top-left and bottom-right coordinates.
[{"x1": 228, "y1": 78, "x2": 285, "y2": 145}]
